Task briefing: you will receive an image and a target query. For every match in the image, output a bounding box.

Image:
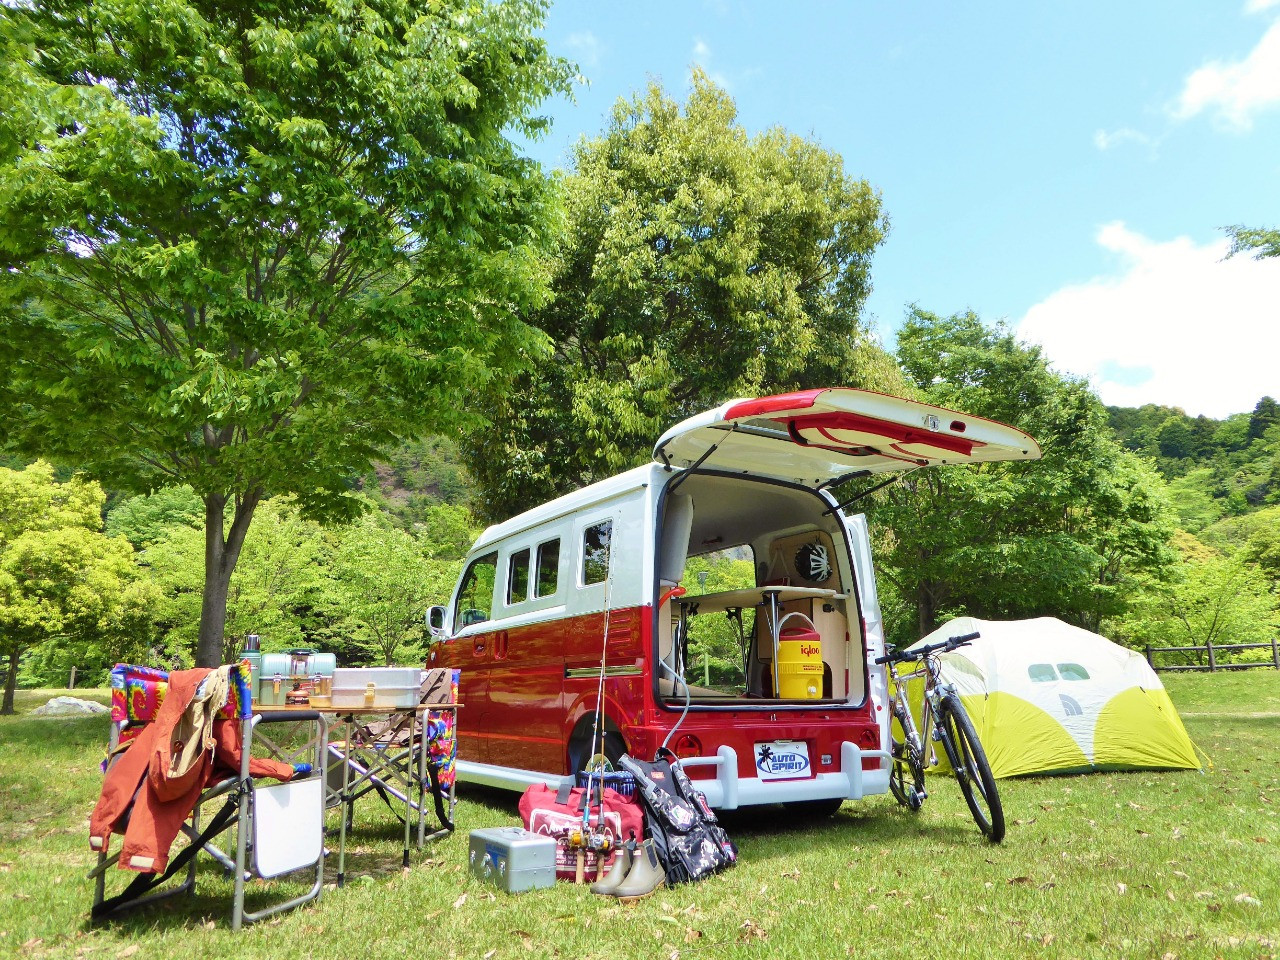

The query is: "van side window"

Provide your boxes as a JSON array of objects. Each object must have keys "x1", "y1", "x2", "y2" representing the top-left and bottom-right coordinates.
[
  {"x1": 536, "y1": 539, "x2": 560, "y2": 597},
  {"x1": 507, "y1": 548, "x2": 530, "y2": 605},
  {"x1": 582, "y1": 520, "x2": 612, "y2": 585},
  {"x1": 455, "y1": 552, "x2": 497, "y2": 628}
]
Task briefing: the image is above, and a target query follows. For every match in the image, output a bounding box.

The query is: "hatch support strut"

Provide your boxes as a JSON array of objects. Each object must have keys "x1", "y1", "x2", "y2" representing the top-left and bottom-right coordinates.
[
  {"x1": 664, "y1": 424, "x2": 739, "y2": 493},
  {"x1": 821, "y1": 468, "x2": 921, "y2": 516}
]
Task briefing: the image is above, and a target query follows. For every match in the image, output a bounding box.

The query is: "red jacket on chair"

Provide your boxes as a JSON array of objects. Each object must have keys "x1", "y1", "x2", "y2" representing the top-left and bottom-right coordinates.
[{"x1": 89, "y1": 668, "x2": 295, "y2": 874}]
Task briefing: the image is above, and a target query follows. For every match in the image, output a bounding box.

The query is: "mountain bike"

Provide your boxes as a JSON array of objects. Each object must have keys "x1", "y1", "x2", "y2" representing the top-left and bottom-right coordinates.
[{"x1": 875, "y1": 631, "x2": 1005, "y2": 842}]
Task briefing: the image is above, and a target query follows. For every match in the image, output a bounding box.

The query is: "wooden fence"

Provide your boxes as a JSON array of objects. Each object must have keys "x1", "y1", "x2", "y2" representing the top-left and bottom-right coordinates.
[{"x1": 1145, "y1": 638, "x2": 1280, "y2": 672}]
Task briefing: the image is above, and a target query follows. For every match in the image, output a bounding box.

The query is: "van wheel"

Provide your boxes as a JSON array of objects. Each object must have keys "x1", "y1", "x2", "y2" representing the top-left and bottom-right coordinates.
[
  {"x1": 568, "y1": 729, "x2": 627, "y2": 776},
  {"x1": 781, "y1": 798, "x2": 845, "y2": 818}
]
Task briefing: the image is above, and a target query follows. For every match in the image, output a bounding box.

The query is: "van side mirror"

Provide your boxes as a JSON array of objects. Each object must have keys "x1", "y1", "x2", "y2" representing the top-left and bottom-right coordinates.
[{"x1": 427, "y1": 605, "x2": 449, "y2": 640}]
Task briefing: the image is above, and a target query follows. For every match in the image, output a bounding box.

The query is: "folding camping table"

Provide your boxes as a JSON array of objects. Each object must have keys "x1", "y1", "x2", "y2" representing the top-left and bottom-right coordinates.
[{"x1": 253, "y1": 703, "x2": 459, "y2": 886}]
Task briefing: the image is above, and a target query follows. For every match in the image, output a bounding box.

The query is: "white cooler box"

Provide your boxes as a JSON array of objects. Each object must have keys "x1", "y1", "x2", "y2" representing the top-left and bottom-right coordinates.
[{"x1": 331, "y1": 667, "x2": 424, "y2": 709}]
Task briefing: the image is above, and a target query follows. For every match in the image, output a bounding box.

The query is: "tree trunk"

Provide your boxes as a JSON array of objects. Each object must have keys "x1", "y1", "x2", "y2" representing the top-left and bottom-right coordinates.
[
  {"x1": 2, "y1": 649, "x2": 19, "y2": 715},
  {"x1": 196, "y1": 491, "x2": 262, "y2": 668},
  {"x1": 917, "y1": 583, "x2": 937, "y2": 639}
]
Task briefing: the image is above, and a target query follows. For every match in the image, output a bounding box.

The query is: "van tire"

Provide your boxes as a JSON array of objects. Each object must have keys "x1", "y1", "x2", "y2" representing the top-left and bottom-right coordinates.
[
  {"x1": 781, "y1": 798, "x2": 845, "y2": 819},
  {"x1": 568, "y1": 727, "x2": 627, "y2": 775}
]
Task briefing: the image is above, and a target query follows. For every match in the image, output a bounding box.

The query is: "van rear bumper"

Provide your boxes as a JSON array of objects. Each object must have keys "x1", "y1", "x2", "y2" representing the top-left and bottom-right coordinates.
[
  {"x1": 678, "y1": 742, "x2": 891, "y2": 809},
  {"x1": 456, "y1": 742, "x2": 891, "y2": 809}
]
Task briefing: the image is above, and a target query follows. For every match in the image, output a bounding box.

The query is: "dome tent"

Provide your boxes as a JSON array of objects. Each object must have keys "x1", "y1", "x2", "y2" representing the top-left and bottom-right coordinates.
[{"x1": 913, "y1": 617, "x2": 1201, "y2": 778}]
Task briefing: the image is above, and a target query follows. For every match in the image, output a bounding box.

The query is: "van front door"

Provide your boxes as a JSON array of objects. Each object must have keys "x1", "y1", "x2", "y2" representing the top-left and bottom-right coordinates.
[{"x1": 445, "y1": 551, "x2": 500, "y2": 764}]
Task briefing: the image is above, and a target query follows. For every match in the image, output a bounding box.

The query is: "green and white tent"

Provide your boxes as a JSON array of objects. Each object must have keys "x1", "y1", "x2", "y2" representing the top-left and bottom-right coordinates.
[{"x1": 916, "y1": 617, "x2": 1201, "y2": 778}]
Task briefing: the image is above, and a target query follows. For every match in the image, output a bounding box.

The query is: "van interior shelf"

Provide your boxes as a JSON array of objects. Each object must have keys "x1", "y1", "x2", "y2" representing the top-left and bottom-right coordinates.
[{"x1": 675, "y1": 585, "x2": 844, "y2": 614}]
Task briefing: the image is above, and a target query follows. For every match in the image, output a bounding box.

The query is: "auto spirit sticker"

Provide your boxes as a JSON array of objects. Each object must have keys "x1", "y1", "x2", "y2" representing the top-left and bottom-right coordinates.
[{"x1": 755, "y1": 740, "x2": 811, "y2": 781}]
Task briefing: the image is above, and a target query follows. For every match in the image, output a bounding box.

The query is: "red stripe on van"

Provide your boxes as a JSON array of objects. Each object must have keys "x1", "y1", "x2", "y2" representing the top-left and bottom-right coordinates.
[
  {"x1": 784, "y1": 412, "x2": 976, "y2": 457},
  {"x1": 724, "y1": 389, "x2": 826, "y2": 420}
]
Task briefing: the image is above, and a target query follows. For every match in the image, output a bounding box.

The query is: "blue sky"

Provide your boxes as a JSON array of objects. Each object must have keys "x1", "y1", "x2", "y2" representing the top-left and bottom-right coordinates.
[{"x1": 523, "y1": 1, "x2": 1280, "y2": 418}]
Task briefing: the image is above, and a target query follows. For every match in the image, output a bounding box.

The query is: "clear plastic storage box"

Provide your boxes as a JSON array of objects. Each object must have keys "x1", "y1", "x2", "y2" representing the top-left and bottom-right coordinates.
[{"x1": 330, "y1": 667, "x2": 425, "y2": 709}]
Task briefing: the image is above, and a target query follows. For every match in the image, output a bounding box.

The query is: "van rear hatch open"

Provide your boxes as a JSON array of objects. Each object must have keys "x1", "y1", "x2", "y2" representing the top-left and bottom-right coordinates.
[{"x1": 653, "y1": 388, "x2": 1041, "y2": 484}]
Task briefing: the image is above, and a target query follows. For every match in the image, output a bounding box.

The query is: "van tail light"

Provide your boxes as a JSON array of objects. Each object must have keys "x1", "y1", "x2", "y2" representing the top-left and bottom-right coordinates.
[
  {"x1": 672, "y1": 734, "x2": 703, "y2": 759},
  {"x1": 858, "y1": 728, "x2": 878, "y2": 749}
]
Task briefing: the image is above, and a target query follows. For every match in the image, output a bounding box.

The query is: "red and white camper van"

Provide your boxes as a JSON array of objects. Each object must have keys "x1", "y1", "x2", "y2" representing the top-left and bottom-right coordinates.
[{"x1": 428, "y1": 388, "x2": 1039, "y2": 811}]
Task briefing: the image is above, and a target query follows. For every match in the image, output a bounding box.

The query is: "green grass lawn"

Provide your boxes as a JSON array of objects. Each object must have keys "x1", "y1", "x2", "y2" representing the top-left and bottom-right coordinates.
[{"x1": 1, "y1": 671, "x2": 1277, "y2": 960}]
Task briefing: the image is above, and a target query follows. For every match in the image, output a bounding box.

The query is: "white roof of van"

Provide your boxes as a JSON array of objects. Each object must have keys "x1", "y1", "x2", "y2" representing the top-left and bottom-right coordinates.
[{"x1": 472, "y1": 464, "x2": 658, "y2": 553}]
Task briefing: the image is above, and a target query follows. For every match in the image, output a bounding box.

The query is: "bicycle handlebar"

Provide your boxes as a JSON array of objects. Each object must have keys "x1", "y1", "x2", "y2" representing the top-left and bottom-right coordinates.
[{"x1": 873, "y1": 631, "x2": 980, "y2": 665}]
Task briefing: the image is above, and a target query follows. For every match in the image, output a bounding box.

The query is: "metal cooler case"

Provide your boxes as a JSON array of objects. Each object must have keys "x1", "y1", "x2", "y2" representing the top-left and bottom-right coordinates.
[{"x1": 468, "y1": 827, "x2": 556, "y2": 893}]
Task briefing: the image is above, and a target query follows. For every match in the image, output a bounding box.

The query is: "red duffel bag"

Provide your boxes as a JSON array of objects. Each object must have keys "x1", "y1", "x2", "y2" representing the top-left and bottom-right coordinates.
[{"x1": 518, "y1": 782, "x2": 643, "y2": 880}]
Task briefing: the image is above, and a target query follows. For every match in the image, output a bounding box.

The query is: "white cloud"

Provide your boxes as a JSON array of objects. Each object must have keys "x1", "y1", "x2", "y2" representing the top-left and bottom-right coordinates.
[
  {"x1": 1172, "y1": 19, "x2": 1280, "y2": 129},
  {"x1": 1093, "y1": 127, "x2": 1152, "y2": 151},
  {"x1": 1016, "y1": 223, "x2": 1280, "y2": 419},
  {"x1": 564, "y1": 31, "x2": 602, "y2": 69},
  {"x1": 691, "y1": 38, "x2": 731, "y2": 89},
  {"x1": 1246, "y1": 0, "x2": 1280, "y2": 13}
]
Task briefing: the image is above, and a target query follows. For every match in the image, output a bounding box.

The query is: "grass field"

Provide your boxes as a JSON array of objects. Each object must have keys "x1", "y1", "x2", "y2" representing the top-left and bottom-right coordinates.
[{"x1": 1, "y1": 670, "x2": 1277, "y2": 960}]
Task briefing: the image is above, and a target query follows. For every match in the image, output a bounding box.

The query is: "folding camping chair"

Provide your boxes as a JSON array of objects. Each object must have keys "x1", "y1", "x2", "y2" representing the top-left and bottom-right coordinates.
[{"x1": 88, "y1": 663, "x2": 328, "y2": 930}]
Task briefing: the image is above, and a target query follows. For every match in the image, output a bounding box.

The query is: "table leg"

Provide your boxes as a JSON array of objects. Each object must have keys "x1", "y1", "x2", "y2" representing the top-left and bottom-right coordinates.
[
  {"x1": 402, "y1": 735, "x2": 413, "y2": 869},
  {"x1": 416, "y1": 712, "x2": 427, "y2": 849},
  {"x1": 770, "y1": 593, "x2": 782, "y2": 697},
  {"x1": 337, "y1": 717, "x2": 351, "y2": 888}
]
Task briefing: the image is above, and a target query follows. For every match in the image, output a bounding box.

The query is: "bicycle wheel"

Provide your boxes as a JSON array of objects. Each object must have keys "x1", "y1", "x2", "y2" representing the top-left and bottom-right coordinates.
[
  {"x1": 937, "y1": 693, "x2": 1005, "y2": 842},
  {"x1": 888, "y1": 710, "x2": 926, "y2": 812}
]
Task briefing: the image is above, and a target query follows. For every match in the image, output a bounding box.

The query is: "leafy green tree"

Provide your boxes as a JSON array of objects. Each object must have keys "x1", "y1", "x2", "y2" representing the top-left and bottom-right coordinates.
[
  {"x1": 1248, "y1": 397, "x2": 1279, "y2": 443},
  {"x1": 0, "y1": 0, "x2": 571, "y2": 665},
  {"x1": 866, "y1": 309, "x2": 1176, "y2": 643},
  {"x1": 1157, "y1": 417, "x2": 1195, "y2": 459},
  {"x1": 417, "y1": 503, "x2": 483, "y2": 567},
  {"x1": 1239, "y1": 506, "x2": 1280, "y2": 586},
  {"x1": 0, "y1": 462, "x2": 155, "y2": 712},
  {"x1": 464, "y1": 71, "x2": 898, "y2": 520},
  {"x1": 331, "y1": 514, "x2": 441, "y2": 665},
  {"x1": 1115, "y1": 535, "x2": 1278, "y2": 661},
  {"x1": 359, "y1": 436, "x2": 476, "y2": 530},
  {"x1": 1225, "y1": 225, "x2": 1280, "y2": 260},
  {"x1": 106, "y1": 486, "x2": 204, "y2": 550},
  {"x1": 681, "y1": 551, "x2": 756, "y2": 689},
  {"x1": 144, "y1": 497, "x2": 327, "y2": 664}
]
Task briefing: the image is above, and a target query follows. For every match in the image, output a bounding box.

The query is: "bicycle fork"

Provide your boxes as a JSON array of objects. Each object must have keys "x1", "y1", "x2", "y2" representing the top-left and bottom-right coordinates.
[{"x1": 892, "y1": 699, "x2": 928, "y2": 802}]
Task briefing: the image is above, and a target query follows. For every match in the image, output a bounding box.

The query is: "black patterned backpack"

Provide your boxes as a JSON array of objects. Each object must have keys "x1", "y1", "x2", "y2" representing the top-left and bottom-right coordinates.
[{"x1": 619, "y1": 749, "x2": 737, "y2": 883}]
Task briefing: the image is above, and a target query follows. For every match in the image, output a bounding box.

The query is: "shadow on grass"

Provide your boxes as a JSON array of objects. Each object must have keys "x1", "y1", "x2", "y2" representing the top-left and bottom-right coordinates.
[
  {"x1": 455, "y1": 782, "x2": 983, "y2": 864},
  {"x1": 724, "y1": 802, "x2": 981, "y2": 860},
  {"x1": 455, "y1": 782, "x2": 523, "y2": 817},
  {"x1": 87, "y1": 863, "x2": 332, "y2": 934}
]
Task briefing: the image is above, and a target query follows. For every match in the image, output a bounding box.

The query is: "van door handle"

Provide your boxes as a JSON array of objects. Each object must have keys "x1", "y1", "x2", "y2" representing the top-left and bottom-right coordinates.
[{"x1": 472, "y1": 640, "x2": 486, "y2": 657}]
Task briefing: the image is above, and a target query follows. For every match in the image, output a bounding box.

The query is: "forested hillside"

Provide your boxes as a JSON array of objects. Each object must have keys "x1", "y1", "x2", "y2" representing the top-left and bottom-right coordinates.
[{"x1": 1107, "y1": 398, "x2": 1279, "y2": 531}]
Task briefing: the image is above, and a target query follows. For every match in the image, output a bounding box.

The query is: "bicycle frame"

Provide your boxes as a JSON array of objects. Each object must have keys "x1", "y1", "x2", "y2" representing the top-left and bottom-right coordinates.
[
  {"x1": 878, "y1": 631, "x2": 1006, "y2": 842},
  {"x1": 886, "y1": 652, "x2": 956, "y2": 769}
]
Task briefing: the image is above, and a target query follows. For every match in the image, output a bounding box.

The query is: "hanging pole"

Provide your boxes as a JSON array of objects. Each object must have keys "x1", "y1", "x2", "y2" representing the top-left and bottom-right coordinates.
[{"x1": 580, "y1": 526, "x2": 617, "y2": 881}]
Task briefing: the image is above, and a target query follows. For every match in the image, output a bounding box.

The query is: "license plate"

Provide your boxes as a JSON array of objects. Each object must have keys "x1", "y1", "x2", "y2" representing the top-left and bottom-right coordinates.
[{"x1": 754, "y1": 740, "x2": 812, "y2": 781}]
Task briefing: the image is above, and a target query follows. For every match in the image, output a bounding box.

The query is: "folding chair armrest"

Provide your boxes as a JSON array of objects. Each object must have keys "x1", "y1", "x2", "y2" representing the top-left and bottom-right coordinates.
[{"x1": 256, "y1": 710, "x2": 321, "y2": 724}]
